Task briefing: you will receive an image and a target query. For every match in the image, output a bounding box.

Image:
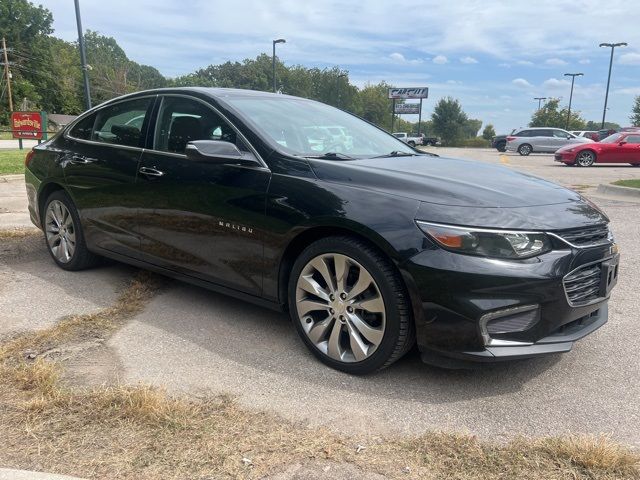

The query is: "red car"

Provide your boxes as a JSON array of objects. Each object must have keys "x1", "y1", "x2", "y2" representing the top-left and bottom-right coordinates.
[{"x1": 554, "y1": 132, "x2": 640, "y2": 166}]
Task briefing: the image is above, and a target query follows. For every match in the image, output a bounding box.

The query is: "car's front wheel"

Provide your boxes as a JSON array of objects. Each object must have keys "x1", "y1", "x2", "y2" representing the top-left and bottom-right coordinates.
[
  {"x1": 496, "y1": 141, "x2": 506, "y2": 152},
  {"x1": 43, "y1": 190, "x2": 100, "y2": 271},
  {"x1": 408, "y1": 141, "x2": 416, "y2": 147},
  {"x1": 576, "y1": 150, "x2": 596, "y2": 167},
  {"x1": 518, "y1": 144, "x2": 532, "y2": 156},
  {"x1": 288, "y1": 236, "x2": 414, "y2": 374}
]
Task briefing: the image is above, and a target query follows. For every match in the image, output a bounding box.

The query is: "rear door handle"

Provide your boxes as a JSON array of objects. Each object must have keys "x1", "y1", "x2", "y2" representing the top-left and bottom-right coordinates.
[
  {"x1": 139, "y1": 166, "x2": 165, "y2": 177},
  {"x1": 69, "y1": 154, "x2": 97, "y2": 164}
]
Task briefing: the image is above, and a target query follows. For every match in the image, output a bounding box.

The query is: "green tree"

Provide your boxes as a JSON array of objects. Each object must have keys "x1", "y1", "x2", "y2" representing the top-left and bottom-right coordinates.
[
  {"x1": 431, "y1": 97, "x2": 468, "y2": 146},
  {"x1": 585, "y1": 120, "x2": 620, "y2": 131},
  {"x1": 355, "y1": 82, "x2": 393, "y2": 131},
  {"x1": 463, "y1": 118, "x2": 482, "y2": 139},
  {"x1": 529, "y1": 99, "x2": 586, "y2": 130},
  {"x1": 630, "y1": 96, "x2": 640, "y2": 127},
  {"x1": 482, "y1": 124, "x2": 496, "y2": 140}
]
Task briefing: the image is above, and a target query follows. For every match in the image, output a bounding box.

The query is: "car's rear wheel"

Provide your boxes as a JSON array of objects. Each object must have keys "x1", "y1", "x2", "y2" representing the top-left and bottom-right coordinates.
[
  {"x1": 576, "y1": 150, "x2": 596, "y2": 167},
  {"x1": 43, "y1": 190, "x2": 100, "y2": 271},
  {"x1": 288, "y1": 236, "x2": 414, "y2": 374},
  {"x1": 518, "y1": 144, "x2": 532, "y2": 156}
]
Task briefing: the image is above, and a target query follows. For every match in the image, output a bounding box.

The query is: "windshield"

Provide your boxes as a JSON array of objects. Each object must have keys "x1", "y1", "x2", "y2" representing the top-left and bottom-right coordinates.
[
  {"x1": 601, "y1": 133, "x2": 624, "y2": 143},
  {"x1": 224, "y1": 96, "x2": 415, "y2": 158}
]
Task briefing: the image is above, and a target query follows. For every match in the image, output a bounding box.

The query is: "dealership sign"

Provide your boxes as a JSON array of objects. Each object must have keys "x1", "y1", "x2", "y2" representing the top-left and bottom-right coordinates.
[
  {"x1": 388, "y1": 87, "x2": 429, "y2": 99},
  {"x1": 11, "y1": 111, "x2": 44, "y2": 140},
  {"x1": 394, "y1": 103, "x2": 421, "y2": 114}
]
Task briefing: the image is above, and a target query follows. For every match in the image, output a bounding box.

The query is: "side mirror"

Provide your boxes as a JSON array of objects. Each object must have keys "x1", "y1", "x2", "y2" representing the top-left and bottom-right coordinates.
[
  {"x1": 619, "y1": 141, "x2": 627, "y2": 146},
  {"x1": 185, "y1": 140, "x2": 259, "y2": 166}
]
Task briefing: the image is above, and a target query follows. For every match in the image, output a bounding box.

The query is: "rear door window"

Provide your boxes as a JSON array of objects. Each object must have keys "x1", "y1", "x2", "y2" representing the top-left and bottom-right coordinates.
[
  {"x1": 92, "y1": 97, "x2": 154, "y2": 148},
  {"x1": 68, "y1": 113, "x2": 97, "y2": 140}
]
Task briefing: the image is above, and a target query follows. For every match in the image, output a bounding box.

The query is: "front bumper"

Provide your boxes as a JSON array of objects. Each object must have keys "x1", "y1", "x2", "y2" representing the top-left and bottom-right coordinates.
[
  {"x1": 555, "y1": 151, "x2": 575, "y2": 164},
  {"x1": 401, "y1": 240, "x2": 617, "y2": 365}
]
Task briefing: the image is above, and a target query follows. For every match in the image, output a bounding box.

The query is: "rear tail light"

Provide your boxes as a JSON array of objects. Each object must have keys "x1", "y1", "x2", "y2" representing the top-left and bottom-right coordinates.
[
  {"x1": 506, "y1": 136, "x2": 516, "y2": 142},
  {"x1": 25, "y1": 150, "x2": 35, "y2": 168}
]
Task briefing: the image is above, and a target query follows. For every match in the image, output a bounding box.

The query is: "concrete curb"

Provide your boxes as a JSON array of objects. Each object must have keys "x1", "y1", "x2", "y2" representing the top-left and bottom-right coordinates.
[
  {"x1": 597, "y1": 183, "x2": 640, "y2": 199},
  {"x1": 0, "y1": 469, "x2": 86, "y2": 480}
]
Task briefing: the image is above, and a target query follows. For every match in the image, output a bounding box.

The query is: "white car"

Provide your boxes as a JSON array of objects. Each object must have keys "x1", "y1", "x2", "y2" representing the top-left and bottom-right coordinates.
[{"x1": 393, "y1": 132, "x2": 423, "y2": 147}]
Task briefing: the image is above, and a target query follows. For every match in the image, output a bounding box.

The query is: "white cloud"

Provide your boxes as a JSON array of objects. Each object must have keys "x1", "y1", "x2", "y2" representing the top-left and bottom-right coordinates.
[
  {"x1": 460, "y1": 56, "x2": 478, "y2": 64},
  {"x1": 432, "y1": 55, "x2": 448, "y2": 64},
  {"x1": 619, "y1": 53, "x2": 640, "y2": 65},
  {"x1": 616, "y1": 87, "x2": 640, "y2": 95},
  {"x1": 498, "y1": 63, "x2": 511, "y2": 68},
  {"x1": 516, "y1": 60, "x2": 534, "y2": 66},
  {"x1": 512, "y1": 78, "x2": 533, "y2": 88},
  {"x1": 389, "y1": 52, "x2": 405, "y2": 62},
  {"x1": 446, "y1": 79, "x2": 463, "y2": 84},
  {"x1": 579, "y1": 58, "x2": 591, "y2": 64},
  {"x1": 545, "y1": 58, "x2": 568, "y2": 66},
  {"x1": 542, "y1": 78, "x2": 571, "y2": 89}
]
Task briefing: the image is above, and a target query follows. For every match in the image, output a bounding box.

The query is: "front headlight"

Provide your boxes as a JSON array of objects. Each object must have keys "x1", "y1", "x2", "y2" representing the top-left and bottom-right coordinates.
[{"x1": 416, "y1": 221, "x2": 552, "y2": 259}]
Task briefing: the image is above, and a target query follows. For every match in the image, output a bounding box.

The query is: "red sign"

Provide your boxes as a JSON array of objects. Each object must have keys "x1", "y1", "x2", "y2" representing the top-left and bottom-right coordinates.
[{"x1": 11, "y1": 111, "x2": 43, "y2": 140}]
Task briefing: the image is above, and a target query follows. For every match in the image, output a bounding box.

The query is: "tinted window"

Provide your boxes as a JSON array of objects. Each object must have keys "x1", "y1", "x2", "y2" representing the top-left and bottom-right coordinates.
[
  {"x1": 154, "y1": 96, "x2": 245, "y2": 154},
  {"x1": 516, "y1": 130, "x2": 531, "y2": 137},
  {"x1": 625, "y1": 135, "x2": 640, "y2": 144},
  {"x1": 535, "y1": 129, "x2": 553, "y2": 137},
  {"x1": 92, "y1": 98, "x2": 153, "y2": 147},
  {"x1": 68, "y1": 113, "x2": 96, "y2": 140}
]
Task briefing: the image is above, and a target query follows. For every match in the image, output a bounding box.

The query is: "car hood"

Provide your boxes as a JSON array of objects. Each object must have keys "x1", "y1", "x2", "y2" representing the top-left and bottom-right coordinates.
[{"x1": 309, "y1": 155, "x2": 582, "y2": 208}]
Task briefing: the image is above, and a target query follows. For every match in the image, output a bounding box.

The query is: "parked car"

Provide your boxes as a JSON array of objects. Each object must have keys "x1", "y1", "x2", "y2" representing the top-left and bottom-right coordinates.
[
  {"x1": 571, "y1": 131, "x2": 599, "y2": 141},
  {"x1": 25, "y1": 87, "x2": 619, "y2": 373},
  {"x1": 491, "y1": 134, "x2": 508, "y2": 152},
  {"x1": 392, "y1": 132, "x2": 423, "y2": 147},
  {"x1": 506, "y1": 127, "x2": 594, "y2": 156},
  {"x1": 555, "y1": 131, "x2": 640, "y2": 166},
  {"x1": 597, "y1": 129, "x2": 618, "y2": 141}
]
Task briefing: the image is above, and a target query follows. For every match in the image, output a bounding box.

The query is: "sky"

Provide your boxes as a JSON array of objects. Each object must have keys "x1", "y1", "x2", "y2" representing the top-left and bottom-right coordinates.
[{"x1": 38, "y1": 0, "x2": 640, "y2": 133}]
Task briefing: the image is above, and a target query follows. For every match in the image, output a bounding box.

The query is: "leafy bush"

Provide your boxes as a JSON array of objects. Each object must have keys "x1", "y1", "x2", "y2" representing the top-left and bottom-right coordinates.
[{"x1": 460, "y1": 137, "x2": 491, "y2": 148}]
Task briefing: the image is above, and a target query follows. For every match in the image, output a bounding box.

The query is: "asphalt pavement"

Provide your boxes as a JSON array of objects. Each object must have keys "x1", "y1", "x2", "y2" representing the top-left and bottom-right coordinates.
[{"x1": 1, "y1": 148, "x2": 639, "y2": 447}]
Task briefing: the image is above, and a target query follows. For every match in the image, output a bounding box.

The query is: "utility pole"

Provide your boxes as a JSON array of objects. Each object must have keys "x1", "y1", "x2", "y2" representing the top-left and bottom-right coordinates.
[
  {"x1": 599, "y1": 42, "x2": 627, "y2": 129},
  {"x1": 74, "y1": 0, "x2": 92, "y2": 110},
  {"x1": 272, "y1": 38, "x2": 286, "y2": 93},
  {"x1": 1, "y1": 37, "x2": 13, "y2": 112},
  {"x1": 336, "y1": 73, "x2": 347, "y2": 108},
  {"x1": 563, "y1": 73, "x2": 583, "y2": 129},
  {"x1": 534, "y1": 97, "x2": 547, "y2": 110}
]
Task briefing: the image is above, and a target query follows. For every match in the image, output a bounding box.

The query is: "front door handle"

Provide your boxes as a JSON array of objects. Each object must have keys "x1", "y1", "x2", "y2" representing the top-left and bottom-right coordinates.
[{"x1": 139, "y1": 166, "x2": 165, "y2": 177}]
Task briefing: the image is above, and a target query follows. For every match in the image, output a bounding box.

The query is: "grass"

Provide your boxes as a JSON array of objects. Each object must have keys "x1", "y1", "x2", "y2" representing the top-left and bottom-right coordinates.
[
  {"x1": 0, "y1": 234, "x2": 638, "y2": 479},
  {"x1": 0, "y1": 149, "x2": 26, "y2": 175},
  {"x1": 613, "y1": 179, "x2": 640, "y2": 189}
]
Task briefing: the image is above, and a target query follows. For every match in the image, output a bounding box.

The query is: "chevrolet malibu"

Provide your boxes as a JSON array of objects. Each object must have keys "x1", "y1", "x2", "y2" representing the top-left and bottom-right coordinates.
[{"x1": 24, "y1": 88, "x2": 619, "y2": 374}]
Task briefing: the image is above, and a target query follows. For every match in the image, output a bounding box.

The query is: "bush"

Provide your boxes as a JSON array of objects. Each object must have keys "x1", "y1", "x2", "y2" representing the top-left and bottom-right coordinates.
[{"x1": 460, "y1": 137, "x2": 491, "y2": 148}]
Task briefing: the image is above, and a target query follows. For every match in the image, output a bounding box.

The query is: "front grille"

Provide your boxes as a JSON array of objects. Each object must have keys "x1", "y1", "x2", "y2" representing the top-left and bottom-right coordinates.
[
  {"x1": 563, "y1": 263, "x2": 602, "y2": 306},
  {"x1": 556, "y1": 224, "x2": 610, "y2": 247}
]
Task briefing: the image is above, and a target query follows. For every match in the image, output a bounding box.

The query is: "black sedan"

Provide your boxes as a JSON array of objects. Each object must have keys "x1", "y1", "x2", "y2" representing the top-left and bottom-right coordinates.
[{"x1": 24, "y1": 88, "x2": 619, "y2": 374}]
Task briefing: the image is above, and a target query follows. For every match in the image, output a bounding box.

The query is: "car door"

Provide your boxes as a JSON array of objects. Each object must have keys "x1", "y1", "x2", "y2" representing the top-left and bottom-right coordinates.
[
  {"x1": 60, "y1": 95, "x2": 155, "y2": 256},
  {"x1": 529, "y1": 129, "x2": 550, "y2": 152},
  {"x1": 615, "y1": 134, "x2": 640, "y2": 163},
  {"x1": 134, "y1": 94, "x2": 271, "y2": 295}
]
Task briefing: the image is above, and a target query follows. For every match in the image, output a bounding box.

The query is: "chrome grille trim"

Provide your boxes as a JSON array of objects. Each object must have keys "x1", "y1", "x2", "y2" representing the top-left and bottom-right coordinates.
[
  {"x1": 562, "y1": 257, "x2": 612, "y2": 307},
  {"x1": 550, "y1": 224, "x2": 612, "y2": 249}
]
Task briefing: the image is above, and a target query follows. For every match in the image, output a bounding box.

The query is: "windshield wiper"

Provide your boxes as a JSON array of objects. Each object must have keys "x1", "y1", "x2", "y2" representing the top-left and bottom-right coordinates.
[
  {"x1": 304, "y1": 152, "x2": 355, "y2": 160},
  {"x1": 371, "y1": 151, "x2": 422, "y2": 158}
]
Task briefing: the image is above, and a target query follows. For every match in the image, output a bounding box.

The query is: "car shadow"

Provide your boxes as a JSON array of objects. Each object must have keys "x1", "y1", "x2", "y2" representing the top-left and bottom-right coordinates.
[{"x1": 131, "y1": 279, "x2": 564, "y2": 406}]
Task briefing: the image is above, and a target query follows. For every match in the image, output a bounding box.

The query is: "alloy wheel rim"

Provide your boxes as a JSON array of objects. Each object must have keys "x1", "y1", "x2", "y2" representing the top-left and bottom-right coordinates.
[
  {"x1": 45, "y1": 200, "x2": 76, "y2": 263},
  {"x1": 295, "y1": 253, "x2": 386, "y2": 363},
  {"x1": 577, "y1": 152, "x2": 593, "y2": 166},
  {"x1": 521, "y1": 145, "x2": 531, "y2": 154}
]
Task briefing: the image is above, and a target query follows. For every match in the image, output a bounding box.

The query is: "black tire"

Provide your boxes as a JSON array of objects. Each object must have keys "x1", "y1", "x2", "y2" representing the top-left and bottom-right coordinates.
[
  {"x1": 496, "y1": 141, "x2": 506, "y2": 152},
  {"x1": 42, "y1": 190, "x2": 101, "y2": 271},
  {"x1": 575, "y1": 150, "x2": 596, "y2": 167},
  {"x1": 518, "y1": 143, "x2": 532, "y2": 156},
  {"x1": 288, "y1": 236, "x2": 414, "y2": 374},
  {"x1": 408, "y1": 141, "x2": 416, "y2": 147}
]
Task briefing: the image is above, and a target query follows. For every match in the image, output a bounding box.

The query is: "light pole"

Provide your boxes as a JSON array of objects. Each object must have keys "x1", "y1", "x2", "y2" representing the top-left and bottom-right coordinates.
[
  {"x1": 563, "y1": 73, "x2": 583, "y2": 129},
  {"x1": 599, "y1": 42, "x2": 627, "y2": 128},
  {"x1": 74, "y1": 0, "x2": 92, "y2": 110},
  {"x1": 272, "y1": 38, "x2": 286, "y2": 93},
  {"x1": 534, "y1": 97, "x2": 547, "y2": 110},
  {"x1": 336, "y1": 73, "x2": 347, "y2": 108}
]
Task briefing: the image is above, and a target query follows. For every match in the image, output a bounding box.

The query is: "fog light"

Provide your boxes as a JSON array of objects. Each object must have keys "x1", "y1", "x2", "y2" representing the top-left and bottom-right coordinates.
[{"x1": 479, "y1": 305, "x2": 540, "y2": 346}]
